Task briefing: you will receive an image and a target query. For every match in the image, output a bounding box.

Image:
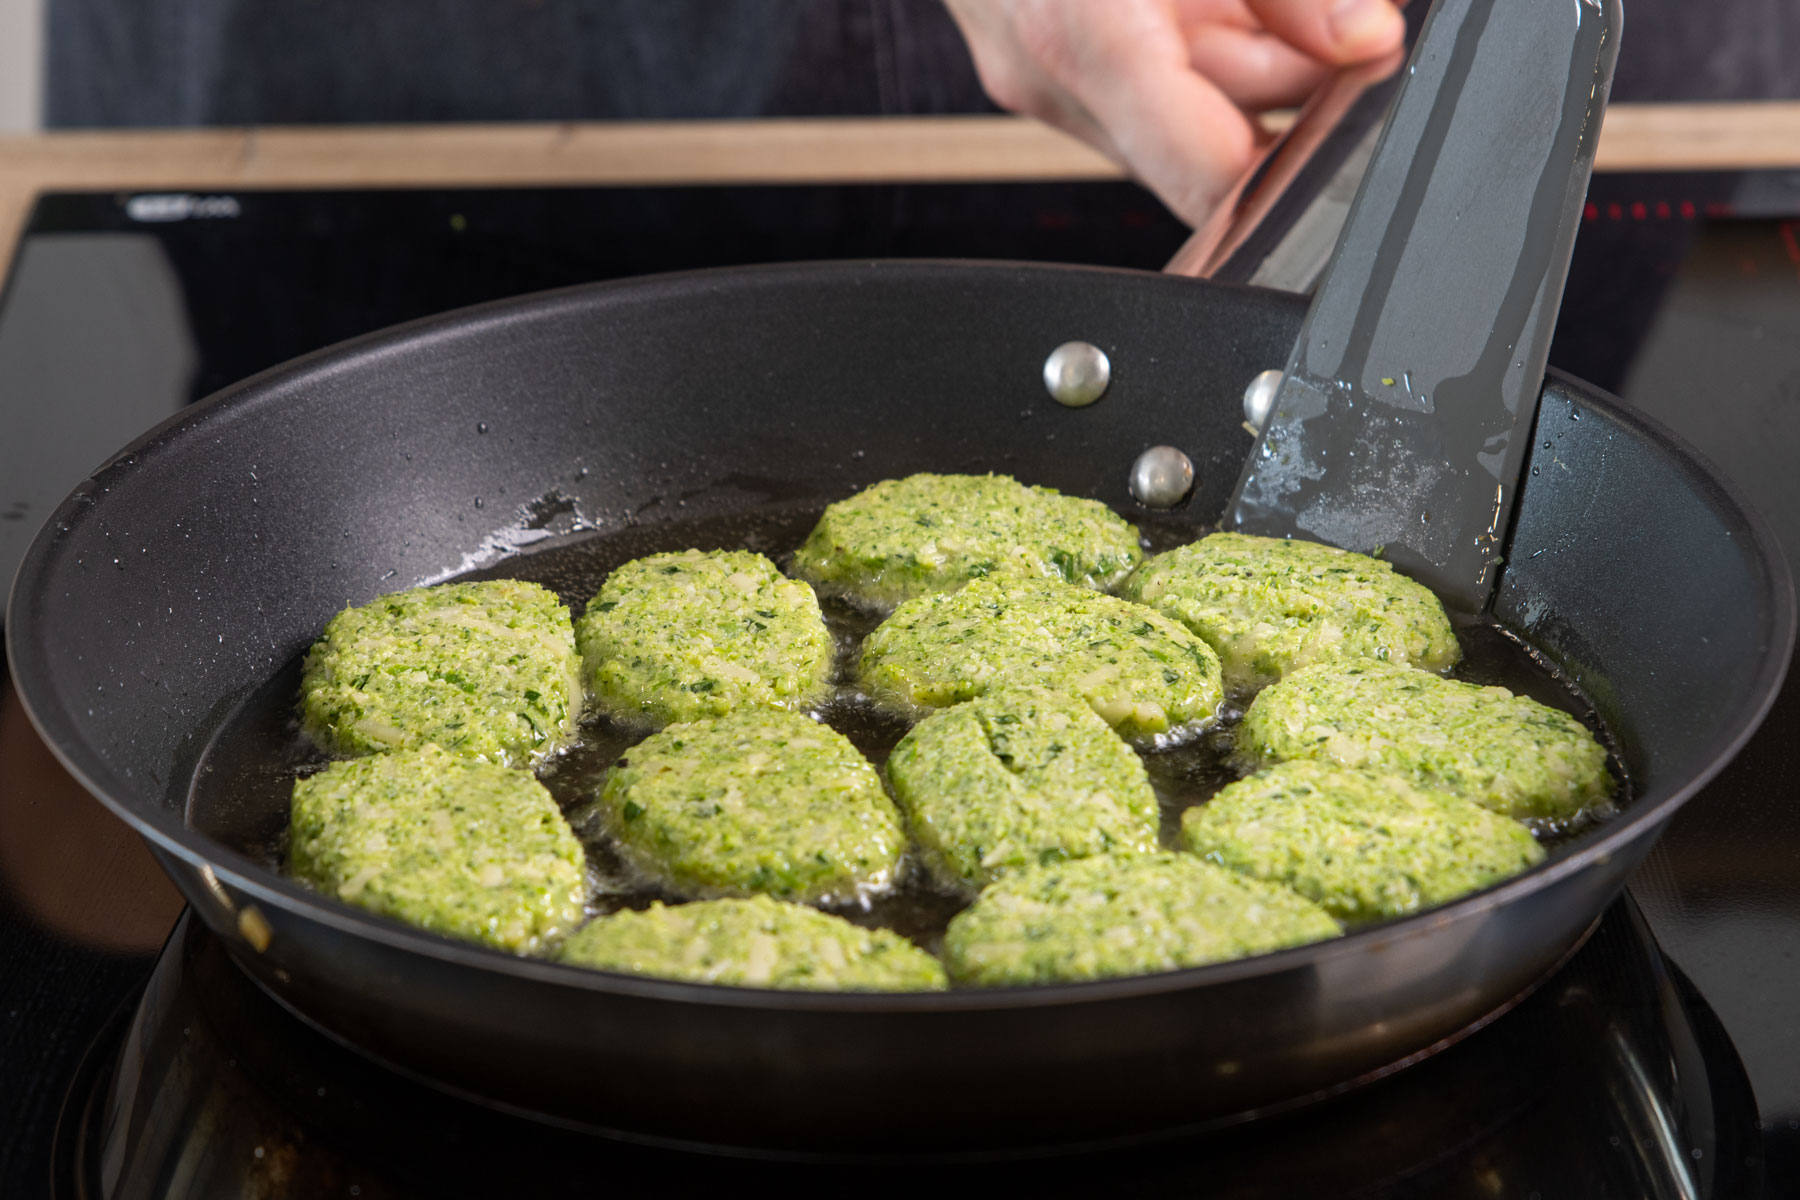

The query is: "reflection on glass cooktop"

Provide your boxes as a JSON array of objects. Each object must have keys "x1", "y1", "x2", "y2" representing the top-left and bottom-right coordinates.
[{"x1": 49, "y1": 900, "x2": 1759, "y2": 1199}]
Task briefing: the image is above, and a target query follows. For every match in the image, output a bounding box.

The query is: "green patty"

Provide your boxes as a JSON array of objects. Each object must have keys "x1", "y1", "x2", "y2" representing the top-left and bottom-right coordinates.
[
  {"x1": 559, "y1": 897, "x2": 948, "y2": 991},
  {"x1": 287, "y1": 744, "x2": 586, "y2": 954},
  {"x1": 887, "y1": 686, "x2": 1159, "y2": 890},
  {"x1": 1122, "y1": 532, "x2": 1460, "y2": 691},
  {"x1": 792, "y1": 473, "x2": 1144, "y2": 610},
  {"x1": 300, "y1": 578, "x2": 582, "y2": 767},
  {"x1": 1237, "y1": 661, "x2": 1613, "y2": 822},
  {"x1": 943, "y1": 853, "x2": 1340, "y2": 986},
  {"x1": 599, "y1": 709, "x2": 906, "y2": 902},
  {"x1": 575, "y1": 550, "x2": 833, "y2": 728},
  {"x1": 1179, "y1": 760, "x2": 1546, "y2": 923},
  {"x1": 859, "y1": 578, "x2": 1224, "y2": 744}
]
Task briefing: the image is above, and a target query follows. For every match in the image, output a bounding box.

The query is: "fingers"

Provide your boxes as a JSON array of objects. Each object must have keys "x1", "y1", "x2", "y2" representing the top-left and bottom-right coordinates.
[
  {"x1": 1185, "y1": 23, "x2": 1334, "y2": 110},
  {"x1": 947, "y1": 0, "x2": 1260, "y2": 225},
  {"x1": 941, "y1": 0, "x2": 1128, "y2": 164},
  {"x1": 948, "y1": 0, "x2": 1393, "y2": 226},
  {"x1": 1015, "y1": 88, "x2": 1130, "y2": 170},
  {"x1": 1243, "y1": 0, "x2": 1406, "y2": 64},
  {"x1": 1070, "y1": 12, "x2": 1262, "y2": 224}
]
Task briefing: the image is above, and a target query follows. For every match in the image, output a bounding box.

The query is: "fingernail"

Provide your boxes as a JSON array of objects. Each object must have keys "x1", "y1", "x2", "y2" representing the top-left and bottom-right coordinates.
[{"x1": 1329, "y1": 0, "x2": 1403, "y2": 54}]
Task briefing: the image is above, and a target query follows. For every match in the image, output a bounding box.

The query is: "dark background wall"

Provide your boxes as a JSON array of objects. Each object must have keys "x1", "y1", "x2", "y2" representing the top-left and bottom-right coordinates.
[
  {"x1": 43, "y1": 0, "x2": 992, "y2": 126},
  {"x1": 43, "y1": 0, "x2": 1800, "y2": 130},
  {"x1": 1608, "y1": 0, "x2": 1800, "y2": 103}
]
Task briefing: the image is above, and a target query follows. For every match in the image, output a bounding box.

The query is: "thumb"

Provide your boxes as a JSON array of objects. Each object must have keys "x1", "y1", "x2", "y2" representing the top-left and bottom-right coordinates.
[{"x1": 1244, "y1": 0, "x2": 1407, "y2": 64}]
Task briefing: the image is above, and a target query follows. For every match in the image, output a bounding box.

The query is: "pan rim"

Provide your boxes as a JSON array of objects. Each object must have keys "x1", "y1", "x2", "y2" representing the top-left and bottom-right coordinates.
[{"x1": 7, "y1": 259, "x2": 1794, "y2": 1014}]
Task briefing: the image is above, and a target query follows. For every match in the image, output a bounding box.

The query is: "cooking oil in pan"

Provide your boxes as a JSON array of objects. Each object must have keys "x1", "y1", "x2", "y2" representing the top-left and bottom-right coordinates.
[{"x1": 184, "y1": 506, "x2": 1625, "y2": 951}]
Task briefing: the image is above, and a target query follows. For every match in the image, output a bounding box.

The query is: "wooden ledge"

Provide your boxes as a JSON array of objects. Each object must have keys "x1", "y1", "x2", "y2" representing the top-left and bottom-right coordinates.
[{"x1": 4, "y1": 104, "x2": 1800, "y2": 282}]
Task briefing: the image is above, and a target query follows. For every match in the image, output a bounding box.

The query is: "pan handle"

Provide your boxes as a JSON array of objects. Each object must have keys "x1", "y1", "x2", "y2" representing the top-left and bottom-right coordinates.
[{"x1": 1164, "y1": 20, "x2": 1412, "y2": 291}]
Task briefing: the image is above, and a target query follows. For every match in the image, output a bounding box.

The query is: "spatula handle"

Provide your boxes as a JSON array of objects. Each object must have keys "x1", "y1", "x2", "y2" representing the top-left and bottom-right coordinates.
[{"x1": 1164, "y1": 47, "x2": 1407, "y2": 291}]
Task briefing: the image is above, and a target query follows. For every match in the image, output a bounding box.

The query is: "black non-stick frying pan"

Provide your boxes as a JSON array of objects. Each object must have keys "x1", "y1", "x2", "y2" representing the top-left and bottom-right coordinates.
[{"x1": 5, "y1": 1, "x2": 1795, "y2": 1158}]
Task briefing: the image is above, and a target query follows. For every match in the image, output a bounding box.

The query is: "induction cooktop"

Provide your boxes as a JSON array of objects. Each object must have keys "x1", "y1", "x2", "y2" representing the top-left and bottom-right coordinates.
[{"x1": 4, "y1": 171, "x2": 1800, "y2": 1196}]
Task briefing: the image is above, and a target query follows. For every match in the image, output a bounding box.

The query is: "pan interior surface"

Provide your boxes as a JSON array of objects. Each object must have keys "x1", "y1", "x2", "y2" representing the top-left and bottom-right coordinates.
[
  {"x1": 8, "y1": 262, "x2": 1791, "y2": 1149},
  {"x1": 183, "y1": 501, "x2": 1618, "y2": 965}
]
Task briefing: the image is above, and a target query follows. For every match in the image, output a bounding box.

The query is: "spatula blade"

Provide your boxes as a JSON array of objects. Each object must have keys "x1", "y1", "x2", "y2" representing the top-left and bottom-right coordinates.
[{"x1": 1225, "y1": 0, "x2": 1620, "y2": 613}]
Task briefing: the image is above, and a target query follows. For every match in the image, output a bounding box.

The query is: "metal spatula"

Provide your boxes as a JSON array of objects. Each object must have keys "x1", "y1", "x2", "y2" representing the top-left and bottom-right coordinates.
[{"x1": 1224, "y1": 0, "x2": 1621, "y2": 613}]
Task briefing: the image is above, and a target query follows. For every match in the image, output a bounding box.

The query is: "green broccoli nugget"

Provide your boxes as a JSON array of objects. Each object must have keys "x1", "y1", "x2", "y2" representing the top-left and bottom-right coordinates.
[
  {"x1": 1179, "y1": 760, "x2": 1546, "y2": 923},
  {"x1": 943, "y1": 853, "x2": 1340, "y2": 986},
  {"x1": 1238, "y1": 661, "x2": 1613, "y2": 822},
  {"x1": 887, "y1": 686, "x2": 1159, "y2": 890},
  {"x1": 599, "y1": 709, "x2": 906, "y2": 902},
  {"x1": 287, "y1": 745, "x2": 586, "y2": 954},
  {"x1": 300, "y1": 579, "x2": 581, "y2": 767},
  {"x1": 559, "y1": 897, "x2": 947, "y2": 991},
  {"x1": 1122, "y1": 532, "x2": 1460, "y2": 691},
  {"x1": 793, "y1": 473, "x2": 1144, "y2": 610},
  {"x1": 576, "y1": 550, "x2": 833, "y2": 729},
  {"x1": 859, "y1": 578, "x2": 1224, "y2": 744}
]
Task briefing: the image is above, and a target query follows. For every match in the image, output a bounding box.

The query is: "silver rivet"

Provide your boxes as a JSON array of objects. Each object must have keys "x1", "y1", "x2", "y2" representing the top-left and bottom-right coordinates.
[
  {"x1": 1043, "y1": 341, "x2": 1111, "y2": 407},
  {"x1": 1130, "y1": 446, "x2": 1195, "y2": 508},
  {"x1": 1243, "y1": 369, "x2": 1283, "y2": 430}
]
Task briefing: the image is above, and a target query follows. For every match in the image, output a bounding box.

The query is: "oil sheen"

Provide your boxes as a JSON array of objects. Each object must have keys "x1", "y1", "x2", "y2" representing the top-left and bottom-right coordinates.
[{"x1": 184, "y1": 504, "x2": 1624, "y2": 954}]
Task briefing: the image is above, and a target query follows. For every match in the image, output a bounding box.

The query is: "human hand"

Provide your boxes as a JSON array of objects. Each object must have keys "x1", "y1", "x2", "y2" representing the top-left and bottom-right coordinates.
[{"x1": 943, "y1": 0, "x2": 1406, "y2": 226}]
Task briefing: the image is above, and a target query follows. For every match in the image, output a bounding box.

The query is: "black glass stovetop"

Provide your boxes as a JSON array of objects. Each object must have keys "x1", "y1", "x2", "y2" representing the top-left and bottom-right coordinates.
[{"x1": 6, "y1": 172, "x2": 1800, "y2": 1196}]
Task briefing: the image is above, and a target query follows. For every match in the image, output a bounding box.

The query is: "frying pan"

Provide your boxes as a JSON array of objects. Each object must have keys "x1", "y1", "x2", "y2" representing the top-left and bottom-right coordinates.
[{"x1": 6, "y1": 3, "x2": 1795, "y2": 1158}]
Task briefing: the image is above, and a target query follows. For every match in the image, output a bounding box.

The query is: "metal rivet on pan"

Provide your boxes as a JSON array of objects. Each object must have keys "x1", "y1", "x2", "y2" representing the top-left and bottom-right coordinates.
[
  {"x1": 1130, "y1": 446, "x2": 1195, "y2": 508},
  {"x1": 1043, "y1": 341, "x2": 1111, "y2": 407},
  {"x1": 1243, "y1": 368, "x2": 1283, "y2": 431}
]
